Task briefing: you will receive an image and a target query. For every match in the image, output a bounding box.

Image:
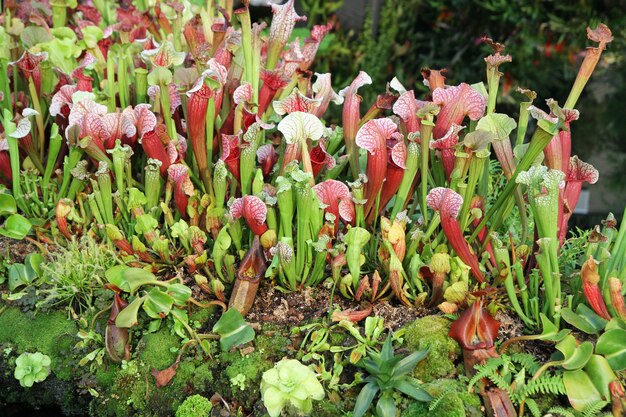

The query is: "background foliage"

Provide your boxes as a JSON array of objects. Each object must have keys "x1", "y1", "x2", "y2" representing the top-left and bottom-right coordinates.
[{"x1": 301, "y1": 0, "x2": 626, "y2": 197}]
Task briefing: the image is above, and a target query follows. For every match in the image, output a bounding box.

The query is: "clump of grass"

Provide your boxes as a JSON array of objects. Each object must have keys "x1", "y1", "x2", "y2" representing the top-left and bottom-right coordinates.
[{"x1": 38, "y1": 236, "x2": 118, "y2": 313}]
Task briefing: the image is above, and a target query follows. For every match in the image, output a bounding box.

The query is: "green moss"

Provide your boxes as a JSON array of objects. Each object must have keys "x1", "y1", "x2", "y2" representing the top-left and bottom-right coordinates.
[
  {"x1": 311, "y1": 398, "x2": 349, "y2": 417},
  {"x1": 137, "y1": 327, "x2": 180, "y2": 369},
  {"x1": 176, "y1": 394, "x2": 212, "y2": 417},
  {"x1": 403, "y1": 316, "x2": 460, "y2": 382},
  {"x1": 404, "y1": 379, "x2": 482, "y2": 417},
  {"x1": 0, "y1": 307, "x2": 77, "y2": 381}
]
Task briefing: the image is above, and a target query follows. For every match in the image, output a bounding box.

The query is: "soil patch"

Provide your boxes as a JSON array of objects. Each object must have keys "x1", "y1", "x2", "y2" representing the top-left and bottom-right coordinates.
[
  {"x1": 247, "y1": 279, "x2": 429, "y2": 329},
  {"x1": 0, "y1": 237, "x2": 38, "y2": 263}
]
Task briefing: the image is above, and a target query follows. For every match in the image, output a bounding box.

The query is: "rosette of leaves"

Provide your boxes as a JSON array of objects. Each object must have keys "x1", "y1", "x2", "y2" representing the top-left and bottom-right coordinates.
[
  {"x1": 353, "y1": 335, "x2": 431, "y2": 417},
  {"x1": 14, "y1": 352, "x2": 51, "y2": 388},
  {"x1": 260, "y1": 358, "x2": 325, "y2": 417}
]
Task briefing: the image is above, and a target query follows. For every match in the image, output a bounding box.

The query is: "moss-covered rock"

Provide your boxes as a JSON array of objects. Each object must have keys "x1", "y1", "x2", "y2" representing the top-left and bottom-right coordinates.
[
  {"x1": 404, "y1": 378, "x2": 482, "y2": 417},
  {"x1": 403, "y1": 315, "x2": 460, "y2": 382}
]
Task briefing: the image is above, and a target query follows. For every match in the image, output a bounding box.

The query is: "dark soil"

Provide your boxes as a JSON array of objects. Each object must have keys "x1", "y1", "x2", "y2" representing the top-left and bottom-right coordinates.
[
  {"x1": 0, "y1": 237, "x2": 38, "y2": 263},
  {"x1": 247, "y1": 279, "x2": 428, "y2": 329}
]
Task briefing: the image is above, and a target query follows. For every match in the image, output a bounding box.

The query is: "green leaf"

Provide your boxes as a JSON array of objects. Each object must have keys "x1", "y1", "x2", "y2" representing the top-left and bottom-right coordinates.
[
  {"x1": 560, "y1": 305, "x2": 607, "y2": 334},
  {"x1": 595, "y1": 329, "x2": 626, "y2": 371},
  {"x1": 563, "y1": 370, "x2": 606, "y2": 412},
  {"x1": 605, "y1": 318, "x2": 626, "y2": 331},
  {"x1": 583, "y1": 354, "x2": 617, "y2": 401},
  {"x1": 393, "y1": 349, "x2": 429, "y2": 376},
  {"x1": 0, "y1": 193, "x2": 16, "y2": 216},
  {"x1": 352, "y1": 382, "x2": 379, "y2": 417},
  {"x1": 134, "y1": 214, "x2": 158, "y2": 234},
  {"x1": 0, "y1": 214, "x2": 32, "y2": 240},
  {"x1": 9, "y1": 264, "x2": 28, "y2": 291},
  {"x1": 25, "y1": 253, "x2": 44, "y2": 278},
  {"x1": 555, "y1": 335, "x2": 593, "y2": 370},
  {"x1": 115, "y1": 296, "x2": 146, "y2": 328},
  {"x1": 380, "y1": 335, "x2": 394, "y2": 362},
  {"x1": 21, "y1": 26, "x2": 53, "y2": 48},
  {"x1": 143, "y1": 287, "x2": 174, "y2": 319},
  {"x1": 212, "y1": 308, "x2": 255, "y2": 351},
  {"x1": 375, "y1": 392, "x2": 397, "y2": 417},
  {"x1": 81, "y1": 25, "x2": 103, "y2": 49},
  {"x1": 393, "y1": 379, "x2": 432, "y2": 401},
  {"x1": 105, "y1": 266, "x2": 158, "y2": 294},
  {"x1": 476, "y1": 113, "x2": 517, "y2": 141},
  {"x1": 167, "y1": 283, "x2": 192, "y2": 306},
  {"x1": 147, "y1": 66, "x2": 173, "y2": 86},
  {"x1": 536, "y1": 313, "x2": 571, "y2": 341}
]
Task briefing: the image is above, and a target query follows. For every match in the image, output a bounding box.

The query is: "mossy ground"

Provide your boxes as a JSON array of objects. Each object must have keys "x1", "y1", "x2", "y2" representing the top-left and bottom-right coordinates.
[
  {"x1": 403, "y1": 315, "x2": 461, "y2": 382},
  {"x1": 404, "y1": 378, "x2": 483, "y2": 417},
  {"x1": 0, "y1": 306, "x2": 85, "y2": 414},
  {"x1": 0, "y1": 307, "x2": 514, "y2": 417}
]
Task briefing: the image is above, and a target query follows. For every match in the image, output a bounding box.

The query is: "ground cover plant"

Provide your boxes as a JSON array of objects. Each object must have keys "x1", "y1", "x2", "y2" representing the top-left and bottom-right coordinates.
[{"x1": 0, "y1": 1, "x2": 624, "y2": 416}]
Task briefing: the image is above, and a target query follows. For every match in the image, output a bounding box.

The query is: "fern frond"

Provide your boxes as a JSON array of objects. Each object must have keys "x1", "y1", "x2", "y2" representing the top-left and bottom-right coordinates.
[
  {"x1": 582, "y1": 400, "x2": 608, "y2": 417},
  {"x1": 469, "y1": 357, "x2": 506, "y2": 391},
  {"x1": 547, "y1": 406, "x2": 576, "y2": 417},
  {"x1": 525, "y1": 398, "x2": 541, "y2": 417},
  {"x1": 428, "y1": 389, "x2": 454, "y2": 412},
  {"x1": 522, "y1": 373, "x2": 566, "y2": 397},
  {"x1": 510, "y1": 353, "x2": 541, "y2": 374}
]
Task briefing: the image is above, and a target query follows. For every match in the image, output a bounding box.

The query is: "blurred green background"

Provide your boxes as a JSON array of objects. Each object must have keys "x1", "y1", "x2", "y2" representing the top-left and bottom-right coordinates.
[{"x1": 254, "y1": 0, "x2": 626, "y2": 220}]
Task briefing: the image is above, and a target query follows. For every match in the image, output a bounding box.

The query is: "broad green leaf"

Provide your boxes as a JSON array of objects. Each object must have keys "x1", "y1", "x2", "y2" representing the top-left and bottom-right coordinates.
[
  {"x1": 171, "y1": 307, "x2": 189, "y2": 339},
  {"x1": 25, "y1": 253, "x2": 44, "y2": 278},
  {"x1": 394, "y1": 379, "x2": 432, "y2": 401},
  {"x1": 393, "y1": 349, "x2": 429, "y2": 376},
  {"x1": 605, "y1": 318, "x2": 626, "y2": 331},
  {"x1": 143, "y1": 287, "x2": 174, "y2": 319},
  {"x1": 115, "y1": 296, "x2": 146, "y2": 328},
  {"x1": 105, "y1": 266, "x2": 158, "y2": 294},
  {"x1": 536, "y1": 313, "x2": 570, "y2": 341},
  {"x1": 167, "y1": 283, "x2": 192, "y2": 306},
  {"x1": 561, "y1": 306, "x2": 607, "y2": 334},
  {"x1": 555, "y1": 335, "x2": 593, "y2": 370},
  {"x1": 0, "y1": 214, "x2": 32, "y2": 240},
  {"x1": 375, "y1": 392, "x2": 396, "y2": 417},
  {"x1": 21, "y1": 26, "x2": 53, "y2": 48},
  {"x1": 352, "y1": 382, "x2": 379, "y2": 417},
  {"x1": 563, "y1": 370, "x2": 607, "y2": 412},
  {"x1": 595, "y1": 329, "x2": 626, "y2": 371},
  {"x1": 0, "y1": 194, "x2": 16, "y2": 216},
  {"x1": 212, "y1": 308, "x2": 255, "y2": 351},
  {"x1": 584, "y1": 354, "x2": 617, "y2": 401},
  {"x1": 476, "y1": 113, "x2": 517, "y2": 141},
  {"x1": 134, "y1": 214, "x2": 158, "y2": 234},
  {"x1": 9, "y1": 264, "x2": 29, "y2": 291},
  {"x1": 81, "y1": 25, "x2": 103, "y2": 49}
]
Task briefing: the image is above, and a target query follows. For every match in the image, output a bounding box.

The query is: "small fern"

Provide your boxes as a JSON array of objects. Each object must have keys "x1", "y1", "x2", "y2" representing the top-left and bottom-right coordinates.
[
  {"x1": 468, "y1": 356, "x2": 507, "y2": 392},
  {"x1": 428, "y1": 388, "x2": 455, "y2": 412},
  {"x1": 510, "y1": 353, "x2": 542, "y2": 375},
  {"x1": 470, "y1": 354, "x2": 571, "y2": 417},
  {"x1": 522, "y1": 373, "x2": 566, "y2": 397},
  {"x1": 582, "y1": 400, "x2": 609, "y2": 417},
  {"x1": 547, "y1": 406, "x2": 576, "y2": 417},
  {"x1": 525, "y1": 398, "x2": 541, "y2": 417}
]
